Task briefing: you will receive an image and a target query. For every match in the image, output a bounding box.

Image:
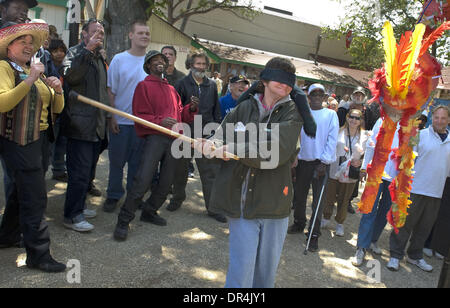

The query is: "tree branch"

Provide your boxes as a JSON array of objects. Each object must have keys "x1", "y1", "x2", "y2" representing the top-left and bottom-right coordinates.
[{"x1": 171, "y1": 3, "x2": 255, "y2": 24}]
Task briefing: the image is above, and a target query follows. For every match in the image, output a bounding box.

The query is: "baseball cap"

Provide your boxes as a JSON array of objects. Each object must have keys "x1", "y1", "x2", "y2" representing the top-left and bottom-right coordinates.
[
  {"x1": 229, "y1": 75, "x2": 250, "y2": 84},
  {"x1": 308, "y1": 83, "x2": 325, "y2": 95},
  {"x1": 352, "y1": 86, "x2": 367, "y2": 96}
]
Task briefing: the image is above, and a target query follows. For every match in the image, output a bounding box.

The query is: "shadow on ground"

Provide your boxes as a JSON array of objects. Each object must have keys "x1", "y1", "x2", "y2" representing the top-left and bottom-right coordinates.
[{"x1": 0, "y1": 152, "x2": 443, "y2": 288}]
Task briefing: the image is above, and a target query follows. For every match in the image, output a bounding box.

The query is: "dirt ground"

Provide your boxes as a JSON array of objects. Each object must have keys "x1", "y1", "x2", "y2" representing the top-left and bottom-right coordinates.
[{"x1": 0, "y1": 152, "x2": 443, "y2": 288}]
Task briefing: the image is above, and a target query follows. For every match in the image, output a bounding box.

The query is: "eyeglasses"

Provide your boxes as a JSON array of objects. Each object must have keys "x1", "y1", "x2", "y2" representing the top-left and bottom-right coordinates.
[{"x1": 349, "y1": 116, "x2": 361, "y2": 121}]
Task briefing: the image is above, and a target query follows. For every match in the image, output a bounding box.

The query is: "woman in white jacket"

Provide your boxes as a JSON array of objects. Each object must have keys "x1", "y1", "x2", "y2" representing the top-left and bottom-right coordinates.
[{"x1": 322, "y1": 109, "x2": 368, "y2": 236}]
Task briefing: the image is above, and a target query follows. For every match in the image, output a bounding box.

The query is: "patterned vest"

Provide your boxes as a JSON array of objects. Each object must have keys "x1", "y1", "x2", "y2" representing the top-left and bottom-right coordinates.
[{"x1": 0, "y1": 61, "x2": 43, "y2": 146}]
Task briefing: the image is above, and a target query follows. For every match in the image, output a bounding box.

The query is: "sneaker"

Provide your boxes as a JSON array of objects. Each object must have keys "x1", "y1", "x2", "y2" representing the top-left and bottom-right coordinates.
[
  {"x1": 166, "y1": 202, "x2": 181, "y2": 212},
  {"x1": 370, "y1": 242, "x2": 382, "y2": 255},
  {"x1": 407, "y1": 257, "x2": 433, "y2": 272},
  {"x1": 188, "y1": 172, "x2": 195, "y2": 178},
  {"x1": 83, "y1": 209, "x2": 97, "y2": 219},
  {"x1": 207, "y1": 212, "x2": 227, "y2": 223},
  {"x1": 387, "y1": 257, "x2": 400, "y2": 271},
  {"x1": 52, "y1": 173, "x2": 68, "y2": 182},
  {"x1": 435, "y1": 252, "x2": 444, "y2": 260},
  {"x1": 287, "y1": 222, "x2": 304, "y2": 234},
  {"x1": 320, "y1": 219, "x2": 330, "y2": 229},
  {"x1": 113, "y1": 220, "x2": 129, "y2": 242},
  {"x1": 352, "y1": 248, "x2": 366, "y2": 267},
  {"x1": 63, "y1": 220, "x2": 94, "y2": 232},
  {"x1": 335, "y1": 224, "x2": 344, "y2": 237},
  {"x1": 103, "y1": 198, "x2": 119, "y2": 213},
  {"x1": 27, "y1": 256, "x2": 66, "y2": 273},
  {"x1": 140, "y1": 210, "x2": 167, "y2": 226},
  {"x1": 423, "y1": 248, "x2": 433, "y2": 258},
  {"x1": 88, "y1": 184, "x2": 102, "y2": 197}
]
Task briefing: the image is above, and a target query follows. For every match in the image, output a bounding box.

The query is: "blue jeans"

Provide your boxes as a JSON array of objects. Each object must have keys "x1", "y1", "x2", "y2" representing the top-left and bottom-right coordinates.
[
  {"x1": 106, "y1": 125, "x2": 143, "y2": 201},
  {"x1": 225, "y1": 216, "x2": 289, "y2": 288},
  {"x1": 64, "y1": 138, "x2": 102, "y2": 223},
  {"x1": 357, "y1": 180, "x2": 392, "y2": 249}
]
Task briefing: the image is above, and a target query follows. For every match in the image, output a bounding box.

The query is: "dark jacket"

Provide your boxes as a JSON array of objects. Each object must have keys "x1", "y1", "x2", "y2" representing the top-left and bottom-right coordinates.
[
  {"x1": 61, "y1": 42, "x2": 109, "y2": 142},
  {"x1": 209, "y1": 96, "x2": 303, "y2": 219},
  {"x1": 165, "y1": 68, "x2": 186, "y2": 87},
  {"x1": 337, "y1": 102, "x2": 380, "y2": 130},
  {"x1": 175, "y1": 72, "x2": 221, "y2": 131}
]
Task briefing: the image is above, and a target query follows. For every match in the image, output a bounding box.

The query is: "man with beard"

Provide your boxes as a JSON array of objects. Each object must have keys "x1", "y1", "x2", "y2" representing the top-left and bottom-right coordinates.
[
  {"x1": 167, "y1": 51, "x2": 226, "y2": 223},
  {"x1": 219, "y1": 75, "x2": 250, "y2": 118},
  {"x1": 113, "y1": 50, "x2": 198, "y2": 241}
]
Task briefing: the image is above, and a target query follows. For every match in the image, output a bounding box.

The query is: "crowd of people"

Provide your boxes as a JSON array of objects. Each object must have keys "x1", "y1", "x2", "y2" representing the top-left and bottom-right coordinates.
[{"x1": 0, "y1": 0, "x2": 449, "y2": 288}]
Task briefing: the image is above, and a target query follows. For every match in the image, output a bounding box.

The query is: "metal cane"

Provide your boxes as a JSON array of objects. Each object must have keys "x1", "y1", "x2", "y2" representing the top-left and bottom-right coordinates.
[{"x1": 304, "y1": 170, "x2": 329, "y2": 255}]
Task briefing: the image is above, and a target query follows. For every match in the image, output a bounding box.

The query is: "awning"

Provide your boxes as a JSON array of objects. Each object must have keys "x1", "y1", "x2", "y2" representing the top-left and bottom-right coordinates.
[{"x1": 193, "y1": 39, "x2": 371, "y2": 89}]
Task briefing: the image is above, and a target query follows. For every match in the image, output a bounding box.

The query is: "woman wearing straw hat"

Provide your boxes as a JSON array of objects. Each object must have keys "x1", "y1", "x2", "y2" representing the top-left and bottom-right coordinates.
[{"x1": 0, "y1": 22, "x2": 66, "y2": 272}]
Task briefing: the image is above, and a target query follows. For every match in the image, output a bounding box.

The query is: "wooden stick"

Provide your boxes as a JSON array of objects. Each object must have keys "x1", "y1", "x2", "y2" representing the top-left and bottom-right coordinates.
[{"x1": 71, "y1": 91, "x2": 239, "y2": 160}]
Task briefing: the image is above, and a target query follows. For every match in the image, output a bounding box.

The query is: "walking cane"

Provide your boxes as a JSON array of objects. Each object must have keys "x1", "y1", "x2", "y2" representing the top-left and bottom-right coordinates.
[
  {"x1": 304, "y1": 170, "x2": 329, "y2": 255},
  {"x1": 70, "y1": 91, "x2": 239, "y2": 161}
]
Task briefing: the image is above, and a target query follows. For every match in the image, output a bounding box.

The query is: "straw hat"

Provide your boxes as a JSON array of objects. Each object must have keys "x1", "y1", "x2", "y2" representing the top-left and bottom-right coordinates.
[{"x1": 0, "y1": 22, "x2": 49, "y2": 59}]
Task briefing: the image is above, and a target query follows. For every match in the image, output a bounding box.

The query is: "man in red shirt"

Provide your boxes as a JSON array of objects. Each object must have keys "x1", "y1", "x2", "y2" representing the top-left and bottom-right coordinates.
[{"x1": 113, "y1": 50, "x2": 198, "y2": 241}]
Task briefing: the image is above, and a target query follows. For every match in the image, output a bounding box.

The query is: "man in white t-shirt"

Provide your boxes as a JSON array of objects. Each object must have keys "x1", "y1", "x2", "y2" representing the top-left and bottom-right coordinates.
[
  {"x1": 288, "y1": 83, "x2": 339, "y2": 253},
  {"x1": 387, "y1": 105, "x2": 450, "y2": 273},
  {"x1": 103, "y1": 21, "x2": 150, "y2": 213}
]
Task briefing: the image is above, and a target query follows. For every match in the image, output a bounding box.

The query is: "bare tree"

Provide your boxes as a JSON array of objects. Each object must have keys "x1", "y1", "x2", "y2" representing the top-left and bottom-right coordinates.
[
  {"x1": 103, "y1": 0, "x2": 259, "y2": 58},
  {"x1": 150, "y1": 0, "x2": 259, "y2": 31}
]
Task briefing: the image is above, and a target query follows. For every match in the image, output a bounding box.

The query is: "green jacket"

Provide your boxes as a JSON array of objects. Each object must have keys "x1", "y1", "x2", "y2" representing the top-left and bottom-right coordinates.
[{"x1": 209, "y1": 95, "x2": 303, "y2": 219}]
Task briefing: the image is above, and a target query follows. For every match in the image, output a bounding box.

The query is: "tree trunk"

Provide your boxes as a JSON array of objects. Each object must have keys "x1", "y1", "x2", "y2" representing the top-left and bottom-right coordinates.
[
  {"x1": 103, "y1": 0, "x2": 149, "y2": 60},
  {"x1": 179, "y1": 0, "x2": 193, "y2": 32}
]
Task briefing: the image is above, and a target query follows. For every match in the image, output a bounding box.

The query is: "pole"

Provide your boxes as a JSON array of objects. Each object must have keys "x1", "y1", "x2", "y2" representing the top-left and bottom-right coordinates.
[
  {"x1": 304, "y1": 171, "x2": 329, "y2": 255},
  {"x1": 68, "y1": 23, "x2": 80, "y2": 47},
  {"x1": 70, "y1": 91, "x2": 240, "y2": 161}
]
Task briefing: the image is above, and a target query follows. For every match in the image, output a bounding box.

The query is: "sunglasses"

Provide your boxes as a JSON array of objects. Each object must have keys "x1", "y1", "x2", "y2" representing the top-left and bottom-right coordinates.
[{"x1": 349, "y1": 115, "x2": 361, "y2": 121}]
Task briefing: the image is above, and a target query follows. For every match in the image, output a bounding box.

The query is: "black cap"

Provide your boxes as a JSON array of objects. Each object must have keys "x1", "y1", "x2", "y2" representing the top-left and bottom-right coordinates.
[
  {"x1": 229, "y1": 75, "x2": 249, "y2": 84},
  {"x1": 0, "y1": 0, "x2": 38, "y2": 9}
]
